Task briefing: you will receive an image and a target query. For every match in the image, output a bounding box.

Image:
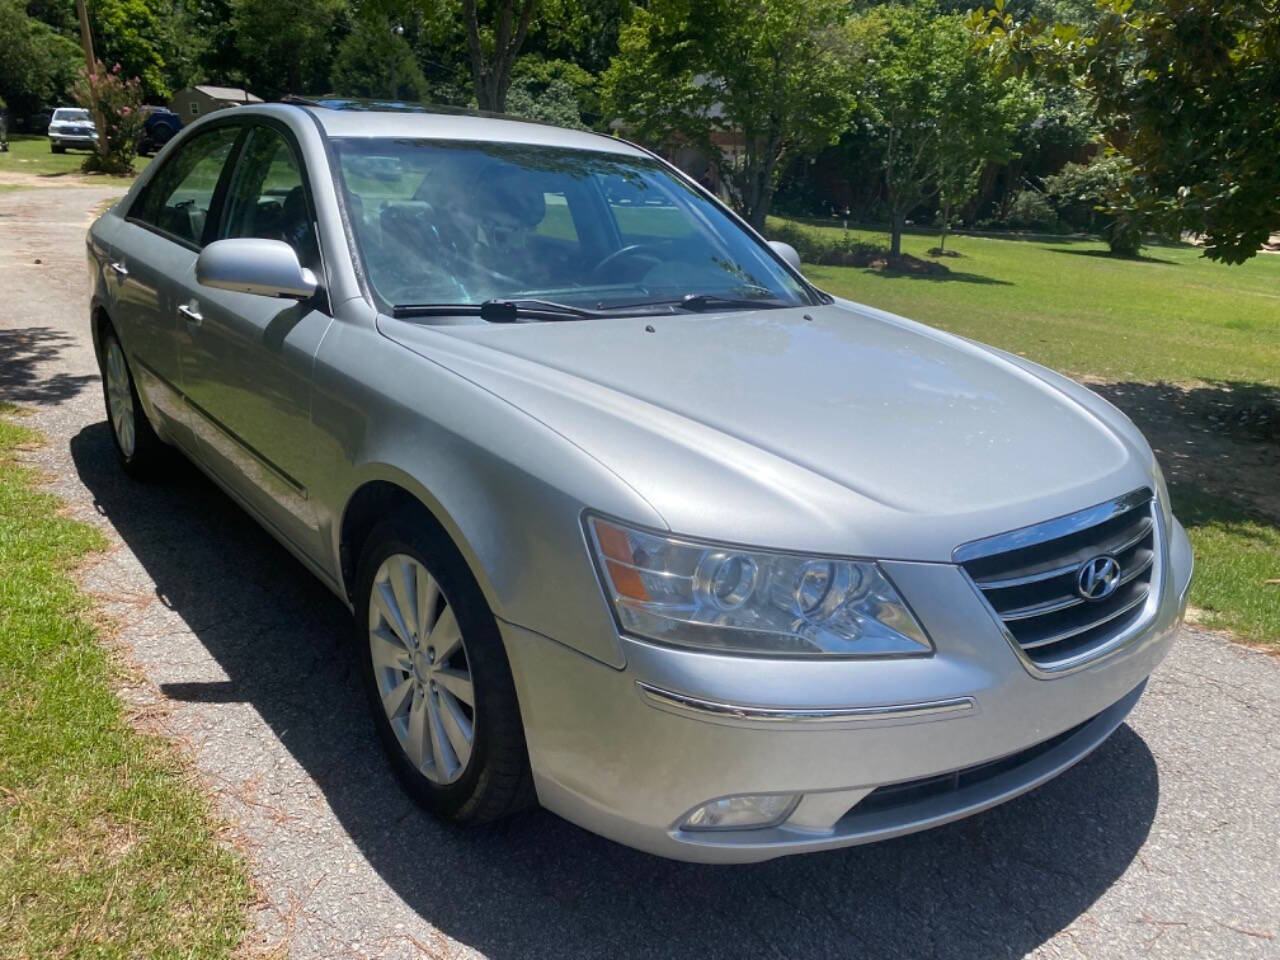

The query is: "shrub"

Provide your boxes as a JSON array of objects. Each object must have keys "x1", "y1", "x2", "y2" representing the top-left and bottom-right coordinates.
[
  {"x1": 71, "y1": 62, "x2": 143, "y2": 175},
  {"x1": 1044, "y1": 155, "x2": 1149, "y2": 255},
  {"x1": 766, "y1": 219, "x2": 888, "y2": 265},
  {"x1": 1102, "y1": 212, "x2": 1144, "y2": 257},
  {"x1": 1006, "y1": 189, "x2": 1060, "y2": 230}
]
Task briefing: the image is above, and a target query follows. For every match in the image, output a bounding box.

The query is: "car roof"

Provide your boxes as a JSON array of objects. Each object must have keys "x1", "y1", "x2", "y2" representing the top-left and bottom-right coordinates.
[{"x1": 283, "y1": 99, "x2": 648, "y2": 159}]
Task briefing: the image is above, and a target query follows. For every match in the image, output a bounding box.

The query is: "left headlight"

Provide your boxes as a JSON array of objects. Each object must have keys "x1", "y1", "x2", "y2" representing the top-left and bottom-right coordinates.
[{"x1": 586, "y1": 516, "x2": 932, "y2": 657}]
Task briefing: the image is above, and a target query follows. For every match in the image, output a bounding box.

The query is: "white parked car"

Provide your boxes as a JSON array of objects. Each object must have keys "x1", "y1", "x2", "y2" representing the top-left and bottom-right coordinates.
[{"x1": 48, "y1": 107, "x2": 98, "y2": 153}]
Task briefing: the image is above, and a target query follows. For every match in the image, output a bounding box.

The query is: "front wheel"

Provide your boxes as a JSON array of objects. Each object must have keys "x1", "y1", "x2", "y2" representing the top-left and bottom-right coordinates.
[
  {"x1": 50, "y1": 142, "x2": 65, "y2": 154},
  {"x1": 355, "y1": 515, "x2": 534, "y2": 823}
]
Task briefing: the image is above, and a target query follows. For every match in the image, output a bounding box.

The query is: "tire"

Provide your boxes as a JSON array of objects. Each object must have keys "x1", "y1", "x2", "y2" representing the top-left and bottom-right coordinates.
[
  {"x1": 51, "y1": 142, "x2": 65, "y2": 154},
  {"x1": 355, "y1": 512, "x2": 534, "y2": 824},
  {"x1": 99, "y1": 328, "x2": 165, "y2": 479}
]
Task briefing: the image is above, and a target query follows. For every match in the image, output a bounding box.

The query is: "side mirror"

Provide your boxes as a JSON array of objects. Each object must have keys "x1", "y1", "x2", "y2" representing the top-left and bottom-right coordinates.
[
  {"x1": 196, "y1": 238, "x2": 318, "y2": 300},
  {"x1": 767, "y1": 239, "x2": 803, "y2": 273}
]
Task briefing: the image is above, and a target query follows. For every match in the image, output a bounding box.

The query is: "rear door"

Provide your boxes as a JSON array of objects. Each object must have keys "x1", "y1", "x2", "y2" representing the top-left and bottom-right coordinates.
[
  {"x1": 174, "y1": 119, "x2": 334, "y2": 562},
  {"x1": 111, "y1": 123, "x2": 243, "y2": 449}
]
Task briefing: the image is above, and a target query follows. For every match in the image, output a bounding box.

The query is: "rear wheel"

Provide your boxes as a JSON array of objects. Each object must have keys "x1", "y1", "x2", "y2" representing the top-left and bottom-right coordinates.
[
  {"x1": 100, "y1": 329, "x2": 164, "y2": 478},
  {"x1": 355, "y1": 514, "x2": 534, "y2": 823}
]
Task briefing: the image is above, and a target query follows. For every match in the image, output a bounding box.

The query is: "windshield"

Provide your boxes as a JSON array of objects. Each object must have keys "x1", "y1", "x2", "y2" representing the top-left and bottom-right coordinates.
[
  {"x1": 52, "y1": 109, "x2": 91, "y2": 123},
  {"x1": 332, "y1": 138, "x2": 813, "y2": 314}
]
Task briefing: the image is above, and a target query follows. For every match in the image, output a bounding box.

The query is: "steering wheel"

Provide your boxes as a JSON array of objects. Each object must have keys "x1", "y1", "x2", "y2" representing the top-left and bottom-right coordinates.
[{"x1": 589, "y1": 243, "x2": 664, "y2": 281}]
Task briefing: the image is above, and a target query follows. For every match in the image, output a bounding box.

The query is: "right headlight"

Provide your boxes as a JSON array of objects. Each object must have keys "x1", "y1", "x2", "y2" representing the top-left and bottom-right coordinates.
[{"x1": 586, "y1": 516, "x2": 932, "y2": 657}]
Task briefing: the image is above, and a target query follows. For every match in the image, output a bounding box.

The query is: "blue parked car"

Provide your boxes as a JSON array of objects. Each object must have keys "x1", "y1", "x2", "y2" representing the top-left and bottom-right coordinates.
[{"x1": 136, "y1": 106, "x2": 182, "y2": 156}]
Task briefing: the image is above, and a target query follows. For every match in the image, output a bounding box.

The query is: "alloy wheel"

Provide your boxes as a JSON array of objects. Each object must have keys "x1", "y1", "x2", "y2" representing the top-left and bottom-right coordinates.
[
  {"x1": 105, "y1": 339, "x2": 136, "y2": 457},
  {"x1": 368, "y1": 554, "x2": 475, "y2": 784}
]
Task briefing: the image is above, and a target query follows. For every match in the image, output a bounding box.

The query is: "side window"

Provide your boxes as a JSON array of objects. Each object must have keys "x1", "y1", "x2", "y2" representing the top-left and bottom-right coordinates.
[
  {"x1": 535, "y1": 191, "x2": 578, "y2": 243},
  {"x1": 132, "y1": 125, "x2": 240, "y2": 246},
  {"x1": 603, "y1": 175, "x2": 693, "y2": 245},
  {"x1": 219, "y1": 126, "x2": 319, "y2": 267}
]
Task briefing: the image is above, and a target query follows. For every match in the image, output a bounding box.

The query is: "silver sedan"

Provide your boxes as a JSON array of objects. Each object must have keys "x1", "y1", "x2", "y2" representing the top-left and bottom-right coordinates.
[{"x1": 86, "y1": 101, "x2": 1194, "y2": 863}]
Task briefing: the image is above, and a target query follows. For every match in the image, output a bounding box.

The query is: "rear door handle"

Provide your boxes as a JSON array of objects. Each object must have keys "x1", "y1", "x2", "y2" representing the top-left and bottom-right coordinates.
[
  {"x1": 177, "y1": 303, "x2": 203, "y2": 326},
  {"x1": 109, "y1": 261, "x2": 128, "y2": 278}
]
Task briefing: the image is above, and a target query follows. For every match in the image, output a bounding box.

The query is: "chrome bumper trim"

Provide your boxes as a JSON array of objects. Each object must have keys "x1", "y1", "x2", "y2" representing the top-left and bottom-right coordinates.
[{"x1": 636, "y1": 681, "x2": 976, "y2": 727}]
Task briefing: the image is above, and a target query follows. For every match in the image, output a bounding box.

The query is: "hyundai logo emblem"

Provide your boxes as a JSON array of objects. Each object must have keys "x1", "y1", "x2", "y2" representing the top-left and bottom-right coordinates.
[{"x1": 1076, "y1": 554, "x2": 1122, "y2": 601}]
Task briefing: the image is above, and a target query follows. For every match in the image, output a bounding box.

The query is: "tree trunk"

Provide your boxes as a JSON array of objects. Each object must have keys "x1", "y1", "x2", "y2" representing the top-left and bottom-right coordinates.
[
  {"x1": 462, "y1": 0, "x2": 537, "y2": 113},
  {"x1": 891, "y1": 211, "x2": 905, "y2": 257},
  {"x1": 938, "y1": 199, "x2": 951, "y2": 253}
]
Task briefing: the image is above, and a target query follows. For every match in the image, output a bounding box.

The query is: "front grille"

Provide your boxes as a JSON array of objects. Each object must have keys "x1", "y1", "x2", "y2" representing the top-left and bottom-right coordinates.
[{"x1": 957, "y1": 489, "x2": 1159, "y2": 672}]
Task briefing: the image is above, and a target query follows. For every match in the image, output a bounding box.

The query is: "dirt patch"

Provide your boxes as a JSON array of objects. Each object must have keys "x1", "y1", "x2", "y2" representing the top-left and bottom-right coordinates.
[
  {"x1": 0, "y1": 170, "x2": 134, "y2": 189},
  {"x1": 1082, "y1": 377, "x2": 1280, "y2": 522}
]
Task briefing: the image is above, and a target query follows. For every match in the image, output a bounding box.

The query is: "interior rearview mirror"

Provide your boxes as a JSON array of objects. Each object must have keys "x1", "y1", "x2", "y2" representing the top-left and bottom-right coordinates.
[
  {"x1": 196, "y1": 238, "x2": 318, "y2": 300},
  {"x1": 767, "y1": 240, "x2": 803, "y2": 273}
]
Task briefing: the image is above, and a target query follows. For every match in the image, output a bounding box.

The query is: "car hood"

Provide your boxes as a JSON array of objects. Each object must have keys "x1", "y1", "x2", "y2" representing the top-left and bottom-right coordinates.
[{"x1": 380, "y1": 300, "x2": 1155, "y2": 560}]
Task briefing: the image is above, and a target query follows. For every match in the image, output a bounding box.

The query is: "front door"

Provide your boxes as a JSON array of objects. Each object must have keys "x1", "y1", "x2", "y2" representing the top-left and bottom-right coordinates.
[
  {"x1": 176, "y1": 121, "x2": 334, "y2": 562},
  {"x1": 112, "y1": 124, "x2": 242, "y2": 449}
]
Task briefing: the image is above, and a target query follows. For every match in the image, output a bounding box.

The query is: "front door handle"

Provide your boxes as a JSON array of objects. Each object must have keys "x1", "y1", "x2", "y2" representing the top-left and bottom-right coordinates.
[
  {"x1": 177, "y1": 303, "x2": 203, "y2": 326},
  {"x1": 109, "y1": 261, "x2": 128, "y2": 278}
]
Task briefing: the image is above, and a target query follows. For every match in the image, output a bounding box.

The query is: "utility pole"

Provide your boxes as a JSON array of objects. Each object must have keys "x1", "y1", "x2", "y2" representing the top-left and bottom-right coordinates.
[{"x1": 74, "y1": 0, "x2": 107, "y2": 158}]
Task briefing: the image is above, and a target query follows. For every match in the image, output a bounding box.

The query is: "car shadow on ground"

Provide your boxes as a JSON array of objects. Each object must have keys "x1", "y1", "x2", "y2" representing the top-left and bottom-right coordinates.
[{"x1": 71, "y1": 421, "x2": 1160, "y2": 960}]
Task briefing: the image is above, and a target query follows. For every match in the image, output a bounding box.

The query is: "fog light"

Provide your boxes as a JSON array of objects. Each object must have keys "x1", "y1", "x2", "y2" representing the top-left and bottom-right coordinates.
[{"x1": 680, "y1": 793, "x2": 800, "y2": 831}]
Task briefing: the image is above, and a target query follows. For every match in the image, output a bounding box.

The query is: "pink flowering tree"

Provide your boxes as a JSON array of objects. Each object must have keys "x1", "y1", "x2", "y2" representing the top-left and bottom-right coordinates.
[{"x1": 71, "y1": 62, "x2": 144, "y2": 175}]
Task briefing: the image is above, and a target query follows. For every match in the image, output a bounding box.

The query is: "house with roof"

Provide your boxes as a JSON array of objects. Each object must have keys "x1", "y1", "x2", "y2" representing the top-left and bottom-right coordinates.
[{"x1": 169, "y1": 85, "x2": 263, "y2": 121}]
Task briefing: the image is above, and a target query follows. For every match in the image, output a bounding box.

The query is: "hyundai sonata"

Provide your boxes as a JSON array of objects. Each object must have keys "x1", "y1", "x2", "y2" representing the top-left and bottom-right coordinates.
[{"x1": 86, "y1": 100, "x2": 1193, "y2": 862}]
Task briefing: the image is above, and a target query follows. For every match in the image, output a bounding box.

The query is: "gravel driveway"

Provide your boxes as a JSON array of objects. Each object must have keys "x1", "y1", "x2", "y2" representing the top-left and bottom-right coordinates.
[{"x1": 2, "y1": 185, "x2": 1278, "y2": 960}]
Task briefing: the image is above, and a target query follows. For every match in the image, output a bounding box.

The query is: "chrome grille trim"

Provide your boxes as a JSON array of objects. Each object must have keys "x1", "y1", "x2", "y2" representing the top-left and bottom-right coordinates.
[
  {"x1": 954, "y1": 488, "x2": 1152, "y2": 564},
  {"x1": 955, "y1": 488, "x2": 1164, "y2": 677},
  {"x1": 1017, "y1": 592, "x2": 1148, "y2": 650}
]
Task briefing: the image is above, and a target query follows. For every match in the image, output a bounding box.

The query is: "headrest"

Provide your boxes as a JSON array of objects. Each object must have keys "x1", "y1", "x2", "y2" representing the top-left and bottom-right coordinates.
[{"x1": 470, "y1": 165, "x2": 547, "y2": 230}]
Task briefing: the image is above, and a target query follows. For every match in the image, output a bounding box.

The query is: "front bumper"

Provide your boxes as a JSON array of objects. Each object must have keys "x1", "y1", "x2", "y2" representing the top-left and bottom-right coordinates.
[
  {"x1": 50, "y1": 134, "x2": 97, "y2": 148},
  {"x1": 502, "y1": 517, "x2": 1193, "y2": 863}
]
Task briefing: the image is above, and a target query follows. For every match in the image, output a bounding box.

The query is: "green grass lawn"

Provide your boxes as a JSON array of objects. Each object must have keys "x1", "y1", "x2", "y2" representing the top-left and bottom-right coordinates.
[
  {"x1": 776, "y1": 218, "x2": 1280, "y2": 644},
  {"x1": 0, "y1": 133, "x2": 151, "y2": 180},
  {"x1": 0, "y1": 407, "x2": 250, "y2": 958},
  {"x1": 1170, "y1": 485, "x2": 1280, "y2": 643},
  {"x1": 780, "y1": 218, "x2": 1280, "y2": 386}
]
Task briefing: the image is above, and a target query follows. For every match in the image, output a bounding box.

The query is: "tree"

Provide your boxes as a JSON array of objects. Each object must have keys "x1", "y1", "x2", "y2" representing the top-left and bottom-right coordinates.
[
  {"x1": 331, "y1": 18, "x2": 429, "y2": 100},
  {"x1": 87, "y1": 0, "x2": 172, "y2": 100},
  {"x1": 462, "y1": 0, "x2": 538, "y2": 111},
  {"x1": 933, "y1": 57, "x2": 1036, "y2": 251},
  {"x1": 525, "y1": 0, "x2": 629, "y2": 76},
  {"x1": 231, "y1": 0, "x2": 348, "y2": 99},
  {"x1": 0, "y1": 0, "x2": 82, "y2": 119},
  {"x1": 503, "y1": 55, "x2": 595, "y2": 127},
  {"x1": 601, "y1": 0, "x2": 855, "y2": 230},
  {"x1": 851, "y1": 6, "x2": 1030, "y2": 257},
  {"x1": 975, "y1": 0, "x2": 1280, "y2": 264}
]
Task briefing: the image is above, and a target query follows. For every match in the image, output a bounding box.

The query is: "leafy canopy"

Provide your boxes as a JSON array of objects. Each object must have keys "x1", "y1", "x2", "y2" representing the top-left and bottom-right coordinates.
[
  {"x1": 601, "y1": 0, "x2": 856, "y2": 228},
  {"x1": 331, "y1": 17, "x2": 429, "y2": 101},
  {"x1": 852, "y1": 4, "x2": 1035, "y2": 254},
  {"x1": 975, "y1": 0, "x2": 1280, "y2": 263}
]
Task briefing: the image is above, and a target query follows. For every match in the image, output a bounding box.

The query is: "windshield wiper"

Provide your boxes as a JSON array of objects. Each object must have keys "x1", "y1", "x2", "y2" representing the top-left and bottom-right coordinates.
[
  {"x1": 676, "y1": 293, "x2": 791, "y2": 312},
  {"x1": 603, "y1": 292, "x2": 792, "y2": 313},
  {"x1": 391, "y1": 299, "x2": 601, "y2": 322}
]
